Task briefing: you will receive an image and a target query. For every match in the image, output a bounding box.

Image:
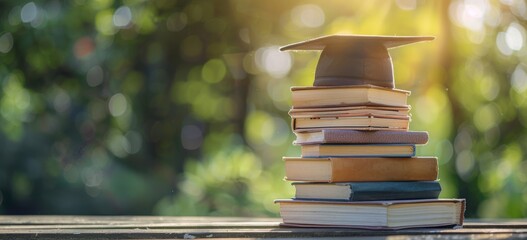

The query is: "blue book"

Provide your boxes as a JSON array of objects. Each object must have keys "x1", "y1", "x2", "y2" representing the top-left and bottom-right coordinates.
[
  {"x1": 293, "y1": 181, "x2": 441, "y2": 201},
  {"x1": 301, "y1": 144, "x2": 416, "y2": 157}
]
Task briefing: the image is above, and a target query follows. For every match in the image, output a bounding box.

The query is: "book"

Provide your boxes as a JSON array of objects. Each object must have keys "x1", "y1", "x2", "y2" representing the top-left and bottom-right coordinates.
[
  {"x1": 275, "y1": 198, "x2": 465, "y2": 230},
  {"x1": 301, "y1": 144, "x2": 415, "y2": 157},
  {"x1": 284, "y1": 157, "x2": 438, "y2": 182},
  {"x1": 291, "y1": 85, "x2": 410, "y2": 109},
  {"x1": 288, "y1": 105, "x2": 410, "y2": 118},
  {"x1": 292, "y1": 115, "x2": 410, "y2": 131},
  {"x1": 292, "y1": 181, "x2": 441, "y2": 201},
  {"x1": 294, "y1": 129, "x2": 429, "y2": 145}
]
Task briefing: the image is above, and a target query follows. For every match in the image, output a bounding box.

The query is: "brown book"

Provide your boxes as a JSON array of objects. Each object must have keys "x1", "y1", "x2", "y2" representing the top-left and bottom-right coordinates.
[
  {"x1": 284, "y1": 157, "x2": 438, "y2": 182},
  {"x1": 294, "y1": 129, "x2": 429, "y2": 145},
  {"x1": 291, "y1": 85, "x2": 410, "y2": 109},
  {"x1": 275, "y1": 198, "x2": 465, "y2": 230},
  {"x1": 292, "y1": 115, "x2": 410, "y2": 131}
]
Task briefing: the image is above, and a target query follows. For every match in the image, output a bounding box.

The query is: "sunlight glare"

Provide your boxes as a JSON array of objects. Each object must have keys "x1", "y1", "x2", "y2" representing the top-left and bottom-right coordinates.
[
  {"x1": 505, "y1": 22, "x2": 525, "y2": 51},
  {"x1": 511, "y1": 64, "x2": 527, "y2": 92},
  {"x1": 255, "y1": 46, "x2": 292, "y2": 79},
  {"x1": 396, "y1": 0, "x2": 417, "y2": 11},
  {"x1": 449, "y1": 0, "x2": 489, "y2": 32},
  {"x1": 496, "y1": 32, "x2": 513, "y2": 56},
  {"x1": 291, "y1": 4, "x2": 325, "y2": 28}
]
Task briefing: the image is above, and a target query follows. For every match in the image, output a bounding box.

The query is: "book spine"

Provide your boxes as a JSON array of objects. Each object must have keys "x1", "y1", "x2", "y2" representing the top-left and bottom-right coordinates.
[
  {"x1": 331, "y1": 157, "x2": 438, "y2": 182},
  {"x1": 458, "y1": 199, "x2": 466, "y2": 227},
  {"x1": 322, "y1": 130, "x2": 429, "y2": 144},
  {"x1": 349, "y1": 182, "x2": 441, "y2": 201}
]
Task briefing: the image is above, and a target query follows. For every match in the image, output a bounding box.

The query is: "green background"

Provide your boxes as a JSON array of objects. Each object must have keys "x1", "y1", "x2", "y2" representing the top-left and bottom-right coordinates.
[{"x1": 1, "y1": 0, "x2": 526, "y2": 218}]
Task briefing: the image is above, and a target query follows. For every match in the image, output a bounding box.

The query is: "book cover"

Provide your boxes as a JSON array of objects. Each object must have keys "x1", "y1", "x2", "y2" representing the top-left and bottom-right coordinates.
[
  {"x1": 275, "y1": 198, "x2": 465, "y2": 230},
  {"x1": 292, "y1": 181, "x2": 441, "y2": 201},
  {"x1": 294, "y1": 129, "x2": 429, "y2": 145},
  {"x1": 284, "y1": 157, "x2": 438, "y2": 182}
]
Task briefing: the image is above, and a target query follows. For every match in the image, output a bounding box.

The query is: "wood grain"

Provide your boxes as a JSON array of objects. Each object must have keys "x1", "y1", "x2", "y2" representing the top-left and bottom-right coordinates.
[{"x1": 0, "y1": 216, "x2": 525, "y2": 239}]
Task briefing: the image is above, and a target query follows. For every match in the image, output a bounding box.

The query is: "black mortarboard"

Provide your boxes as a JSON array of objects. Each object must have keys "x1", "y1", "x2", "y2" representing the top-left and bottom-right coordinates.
[{"x1": 280, "y1": 35, "x2": 434, "y2": 88}]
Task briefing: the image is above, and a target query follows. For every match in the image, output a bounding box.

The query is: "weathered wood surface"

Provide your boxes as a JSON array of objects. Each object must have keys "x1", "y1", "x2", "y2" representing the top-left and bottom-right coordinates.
[{"x1": 0, "y1": 216, "x2": 526, "y2": 239}]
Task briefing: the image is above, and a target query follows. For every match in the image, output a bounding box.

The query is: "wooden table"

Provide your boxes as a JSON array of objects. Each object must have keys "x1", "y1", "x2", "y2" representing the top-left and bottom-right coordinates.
[{"x1": 0, "y1": 216, "x2": 526, "y2": 239}]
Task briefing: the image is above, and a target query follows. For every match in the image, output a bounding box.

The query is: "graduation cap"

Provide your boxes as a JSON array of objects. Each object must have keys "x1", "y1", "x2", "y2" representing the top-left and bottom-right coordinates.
[{"x1": 280, "y1": 35, "x2": 434, "y2": 88}]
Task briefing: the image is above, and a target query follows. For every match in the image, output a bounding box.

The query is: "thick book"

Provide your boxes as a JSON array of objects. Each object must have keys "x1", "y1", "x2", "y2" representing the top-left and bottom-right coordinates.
[
  {"x1": 301, "y1": 144, "x2": 416, "y2": 157},
  {"x1": 284, "y1": 157, "x2": 438, "y2": 182},
  {"x1": 275, "y1": 198, "x2": 465, "y2": 230},
  {"x1": 294, "y1": 129, "x2": 429, "y2": 145},
  {"x1": 288, "y1": 105, "x2": 410, "y2": 118},
  {"x1": 292, "y1": 115, "x2": 410, "y2": 131},
  {"x1": 291, "y1": 85, "x2": 410, "y2": 109},
  {"x1": 293, "y1": 181, "x2": 441, "y2": 201}
]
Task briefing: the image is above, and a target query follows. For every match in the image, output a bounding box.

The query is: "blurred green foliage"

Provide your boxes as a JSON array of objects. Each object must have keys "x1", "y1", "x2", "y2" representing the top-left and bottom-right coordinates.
[{"x1": 0, "y1": 0, "x2": 526, "y2": 218}]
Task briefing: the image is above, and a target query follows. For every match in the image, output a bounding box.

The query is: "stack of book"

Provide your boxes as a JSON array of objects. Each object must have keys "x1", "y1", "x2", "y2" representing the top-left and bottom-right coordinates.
[{"x1": 274, "y1": 35, "x2": 465, "y2": 230}]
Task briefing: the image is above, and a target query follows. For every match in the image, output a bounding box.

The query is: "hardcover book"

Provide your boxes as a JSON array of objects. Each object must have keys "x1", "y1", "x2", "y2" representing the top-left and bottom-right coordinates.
[
  {"x1": 291, "y1": 85, "x2": 410, "y2": 109},
  {"x1": 301, "y1": 144, "x2": 416, "y2": 157},
  {"x1": 288, "y1": 105, "x2": 410, "y2": 118},
  {"x1": 275, "y1": 198, "x2": 465, "y2": 230},
  {"x1": 292, "y1": 115, "x2": 410, "y2": 131},
  {"x1": 284, "y1": 157, "x2": 438, "y2": 182},
  {"x1": 292, "y1": 181, "x2": 441, "y2": 201},
  {"x1": 293, "y1": 129, "x2": 429, "y2": 145}
]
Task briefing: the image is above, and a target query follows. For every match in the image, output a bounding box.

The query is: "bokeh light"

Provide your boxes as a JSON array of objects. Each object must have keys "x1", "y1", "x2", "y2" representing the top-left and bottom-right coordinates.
[
  {"x1": 291, "y1": 4, "x2": 325, "y2": 28},
  {"x1": 113, "y1": 6, "x2": 132, "y2": 28},
  {"x1": 108, "y1": 93, "x2": 128, "y2": 117},
  {"x1": 255, "y1": 46, "x2": 292, "y2": 79},
  {"x1": 0, "y1": 33, "x2": 13, "y2": 54}
]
